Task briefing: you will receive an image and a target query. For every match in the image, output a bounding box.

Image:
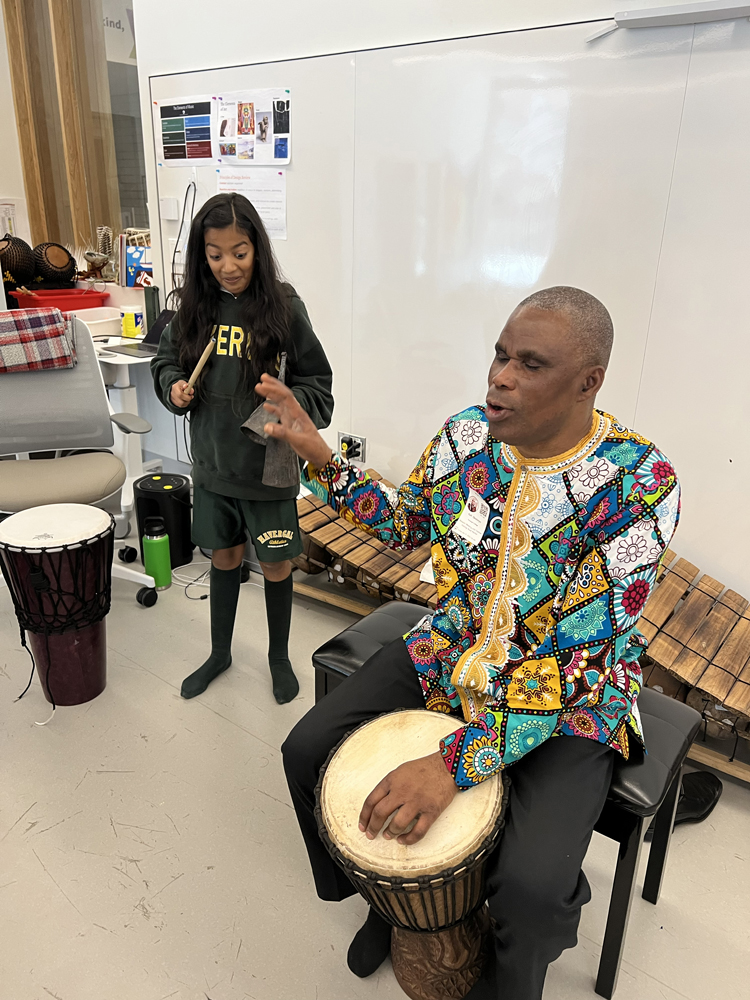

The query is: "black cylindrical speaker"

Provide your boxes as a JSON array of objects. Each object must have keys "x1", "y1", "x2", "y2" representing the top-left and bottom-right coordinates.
[
  {"x1": 0, "y1": 233, "x2": 35, "y2": 287},
  {"x1": 134, "y1": 474, "x2": 193, "y2": 569}
]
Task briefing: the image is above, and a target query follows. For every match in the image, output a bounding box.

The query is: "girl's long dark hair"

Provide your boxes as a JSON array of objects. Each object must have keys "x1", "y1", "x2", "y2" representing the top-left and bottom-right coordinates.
[{"x1": 174, "y1": 193, "x2": 290, "y2": 395}]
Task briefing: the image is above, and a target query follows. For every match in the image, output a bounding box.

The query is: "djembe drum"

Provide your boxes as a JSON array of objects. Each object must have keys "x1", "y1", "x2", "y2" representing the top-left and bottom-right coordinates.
[
  {"x1": 316, "y1": 710, "x2": 507, "y2": 1000},
  {"x1": 0, "y1": 504, "x2": 115, "y2": 706}
]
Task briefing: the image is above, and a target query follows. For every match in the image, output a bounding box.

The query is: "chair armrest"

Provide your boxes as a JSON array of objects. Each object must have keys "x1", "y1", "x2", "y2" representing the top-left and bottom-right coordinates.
[{"x1": 110, "y1": 412, "x2": 152, "y2": 435}]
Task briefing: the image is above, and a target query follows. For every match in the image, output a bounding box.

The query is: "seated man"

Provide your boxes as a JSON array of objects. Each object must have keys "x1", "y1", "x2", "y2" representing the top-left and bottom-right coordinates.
[{"x1": 257, "y1": 286, "x2": 680, "y2": 1000}]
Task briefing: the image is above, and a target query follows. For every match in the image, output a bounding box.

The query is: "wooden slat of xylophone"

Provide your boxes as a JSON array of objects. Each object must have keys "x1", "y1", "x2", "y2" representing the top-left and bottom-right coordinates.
[
  {"x1": 661, "y1": 574, "x2": 722, "y2": 641},
  {"x1": 309, "y1": 520, "x2": 348, "y2": 546},
  {"x1": 667, "y1": 648, "x2": 711, "y2": 687},
  {"x1": 342, "y1": 538, "x2": 387, "y2": 575},
  {"x1": 708, "y1": 608, "x2": 750, "y2": 674},
  {"x1": 330, "y1": 536, "x2": 381, "y2": 578},
  {"x1": 360, "y1": 550, "x2": 399, "y2": 583},
  {"x1": 694, "y1": 605, "x2": 750, "y2": 704},
  {"x1": 328, "y1": 529, "x2": 371, "y2": 559},
  {"x1": 379, "y1": 560, "x2": 412, "y2": 588},
  {"x1": 668, "y1": 558, "x2": 702, "y2": 583},
  {"x1": 655, "y1": 547, "x2": 677, "y2": 582},
  {"x1": 694, "y1": 663, "x2": 740, "y2": 702},
  {"x1": 400, "y1": 544, "x2": 432, "y2": 571},
  {"x1": 639, "y1": 558, "x2": 701, "y2": 640},
  {"x1": 685, "y1": 595, "x2": 745, "y2": 660},
  {"x1": 725, "y1": 658, "x2": 750, "y2": 718},
  {"x1": 395, "y1": 570, "x2": 423, "y2": 601},
  {"x1": 717, "y1": 588, "x2": 750, "y2": 615},
  {"x1": 296, "y1": 496, "x2": 317, "y2": 518},
  {"x1": 647, "y1": 633, "x2": 685, "y2": 670},
  {"x1": 650, "y1": 573, "x2": 728, "y2": 681},
  {"x1": 299, "y1": 507, "x2": 337, "y2": 533},
  {"x1": 413, "y1": 582, "x2": 438, "y2": 609}
]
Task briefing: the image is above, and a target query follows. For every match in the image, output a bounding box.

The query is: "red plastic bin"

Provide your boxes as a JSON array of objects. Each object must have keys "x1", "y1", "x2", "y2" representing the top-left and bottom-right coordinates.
[{"x1": 8, "y1": 288, "x2": 110, "y2": 310}]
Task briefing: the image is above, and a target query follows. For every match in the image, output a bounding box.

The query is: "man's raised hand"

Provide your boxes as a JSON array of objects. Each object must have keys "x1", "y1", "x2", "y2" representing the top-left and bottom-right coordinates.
[{"x1": 255, "y1": 374, "x2": 333, "y2": 468}]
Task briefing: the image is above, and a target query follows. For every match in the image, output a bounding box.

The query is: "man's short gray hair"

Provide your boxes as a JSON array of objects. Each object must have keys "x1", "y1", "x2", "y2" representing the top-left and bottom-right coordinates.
[{"x1": 517, "y1": 286, "x2": 614, "y2": 368}]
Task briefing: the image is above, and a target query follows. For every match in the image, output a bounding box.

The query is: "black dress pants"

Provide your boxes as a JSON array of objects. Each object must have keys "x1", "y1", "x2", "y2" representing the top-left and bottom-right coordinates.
[{"x1": 282, "y1": 638, "x2": 614, "y2": 1000}]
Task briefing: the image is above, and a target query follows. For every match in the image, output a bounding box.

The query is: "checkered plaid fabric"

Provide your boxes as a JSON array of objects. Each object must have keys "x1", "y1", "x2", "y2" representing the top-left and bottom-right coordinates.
[{"x1": 0, "y1": 307, "x2": 76, "y2": 373}]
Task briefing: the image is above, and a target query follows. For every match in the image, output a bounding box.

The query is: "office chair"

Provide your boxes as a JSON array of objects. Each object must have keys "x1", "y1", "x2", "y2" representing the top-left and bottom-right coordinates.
[{"x1": 0, "y1": 316, "x2": 156, "y2": 601}]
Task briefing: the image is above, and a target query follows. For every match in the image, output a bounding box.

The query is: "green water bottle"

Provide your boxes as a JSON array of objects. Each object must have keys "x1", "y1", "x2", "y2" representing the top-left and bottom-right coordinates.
[{"x1": 142, "y1": 515, "x2": 172, "y2": 591}]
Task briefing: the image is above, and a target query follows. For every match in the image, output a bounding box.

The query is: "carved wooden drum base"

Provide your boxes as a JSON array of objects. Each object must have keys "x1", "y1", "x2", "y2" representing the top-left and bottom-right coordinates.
[{"x1": 391, "y1": 906, "x2": 491, "y2": 1000}]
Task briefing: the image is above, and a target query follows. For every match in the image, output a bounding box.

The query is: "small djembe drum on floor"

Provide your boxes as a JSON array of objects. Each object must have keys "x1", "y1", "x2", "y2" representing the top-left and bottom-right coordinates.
[
  {"x1": 316, "y1": 710, "x2": 508, "y2": 1000},
  {"x1": 0, "y1": 504, "x2": 115, "y2": 706}
]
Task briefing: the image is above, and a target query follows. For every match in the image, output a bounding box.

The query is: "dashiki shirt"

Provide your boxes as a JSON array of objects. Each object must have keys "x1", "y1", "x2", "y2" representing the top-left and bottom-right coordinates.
[{"x1": 303, "y1": 408, "x2": 680, "y2": 789}]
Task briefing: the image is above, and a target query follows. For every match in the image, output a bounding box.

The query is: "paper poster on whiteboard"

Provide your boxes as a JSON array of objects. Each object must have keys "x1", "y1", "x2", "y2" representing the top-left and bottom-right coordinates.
[
  {"x1": 154, "y1": 95, "x2": 219, "y2": 166},
  {"x1": 217, "y1": 89, "x2": 291, "y2": 165},
  {"x1": 217, "y1": 168, "x2": 287, "y2": 240}
]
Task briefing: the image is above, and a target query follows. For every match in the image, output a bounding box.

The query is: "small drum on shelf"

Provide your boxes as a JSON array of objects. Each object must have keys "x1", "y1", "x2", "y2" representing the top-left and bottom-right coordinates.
[
  {"x1": 316, "y1": 710, "x2": 507, "y2": 1000},
  {"x1": 0, "y1": 233, "x2": 35, "y2": 287},
  {"x1": 33, "y1": 242, "x2": 78, "y2": 284},
  {"x1": 0, "y1": 504, "x2": 114, "y2": 707}
]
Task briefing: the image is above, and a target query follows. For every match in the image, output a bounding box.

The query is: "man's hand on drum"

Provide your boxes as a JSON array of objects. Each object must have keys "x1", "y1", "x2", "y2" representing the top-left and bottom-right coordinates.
[
  {"x1": 255, "y1": 374, "x2": 333, "y2": 469},
  {"x1": 358, "y1": 751, "x2": 458, "y2": 846}
]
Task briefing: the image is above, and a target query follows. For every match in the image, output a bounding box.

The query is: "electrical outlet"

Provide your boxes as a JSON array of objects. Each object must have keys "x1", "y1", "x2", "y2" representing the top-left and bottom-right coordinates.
[{"x1": 338, "y1": 433, "x2": 366, "y2": 463}]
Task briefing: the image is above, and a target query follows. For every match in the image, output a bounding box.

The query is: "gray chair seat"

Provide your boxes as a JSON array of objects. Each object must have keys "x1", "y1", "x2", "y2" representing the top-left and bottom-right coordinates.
[{"x1": 0, "y1": 452, "x2": 126, "y2": 511}]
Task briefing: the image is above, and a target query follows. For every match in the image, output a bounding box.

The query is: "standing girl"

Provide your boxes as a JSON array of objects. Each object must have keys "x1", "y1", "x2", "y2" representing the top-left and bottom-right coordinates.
[{"x1": 152, "y1": 193, "x2": 333, "y2": 703}]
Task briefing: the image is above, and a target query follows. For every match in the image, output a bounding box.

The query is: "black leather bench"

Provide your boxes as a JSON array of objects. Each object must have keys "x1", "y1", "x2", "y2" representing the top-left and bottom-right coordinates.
[{"x1": 312, "y1": 602, "x2": 702, "y2": 998}]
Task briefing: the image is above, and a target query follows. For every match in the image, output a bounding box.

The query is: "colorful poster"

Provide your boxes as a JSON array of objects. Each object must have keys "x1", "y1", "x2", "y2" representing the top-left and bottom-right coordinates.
[
  {"x1": 154, "y1": 90, "x2": 289, "y2": 168},
  {"x1": 217, "y1": 167, "x2": 287, "y2": 240},
  {"x1": 216, "y1": 89, "x2": 291, "y2": 165},
  {"x1": 155, "y1": 96, "x2": 218, "y2": 166}
]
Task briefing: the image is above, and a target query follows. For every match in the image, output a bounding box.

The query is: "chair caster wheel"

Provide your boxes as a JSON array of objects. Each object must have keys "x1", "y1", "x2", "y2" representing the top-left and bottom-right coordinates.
[
  {"x1": 118, "y1": 546, "x2": 138, "y2": 563},
  {"x1": 240, "y1": 564, "x2": 251, "y2": 583},
  {"x1": 136, "y1": 587, "x2": 158, "y2": 607}
]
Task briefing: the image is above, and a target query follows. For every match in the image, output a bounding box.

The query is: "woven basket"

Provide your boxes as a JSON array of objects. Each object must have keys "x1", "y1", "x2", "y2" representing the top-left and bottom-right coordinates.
[
  {"x1": 33, "y1": 242, "x2": 78, "y2": 283},
  {"x1": 0, "y1": 233, "x2": 35, "y2": 286}
]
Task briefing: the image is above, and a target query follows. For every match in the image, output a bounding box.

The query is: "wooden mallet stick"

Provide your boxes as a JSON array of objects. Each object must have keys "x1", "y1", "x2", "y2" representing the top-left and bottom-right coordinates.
[{"x1": 186, "y1": 337, "x2": 216, "y2": 390}]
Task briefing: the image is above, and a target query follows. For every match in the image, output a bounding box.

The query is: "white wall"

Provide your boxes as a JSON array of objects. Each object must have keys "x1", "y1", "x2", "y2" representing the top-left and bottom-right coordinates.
[
  {"x1": 0, "y1": 4, "x2": 31, "y2": 244},
  {"x1": 132, "y1": 0, "x2": 619, "y2": 295},
  {"x1": 132, "y1": 2, "x2": 750, "y2": 596}
]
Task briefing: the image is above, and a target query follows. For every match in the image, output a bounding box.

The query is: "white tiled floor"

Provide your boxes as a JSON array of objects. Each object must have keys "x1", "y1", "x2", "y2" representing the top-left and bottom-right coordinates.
[{"x1": 1, "y1": 573, "x2": 749, "y2": 1000}]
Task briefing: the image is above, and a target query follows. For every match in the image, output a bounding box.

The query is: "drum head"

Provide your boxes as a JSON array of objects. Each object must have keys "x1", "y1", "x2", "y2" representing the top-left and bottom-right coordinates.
[
  {"x1": 0, "y1": 503, "x2": 112, "y2": 548},
  {"x1": 321, "y1": 710, "x2": 504, "y2": 878}
]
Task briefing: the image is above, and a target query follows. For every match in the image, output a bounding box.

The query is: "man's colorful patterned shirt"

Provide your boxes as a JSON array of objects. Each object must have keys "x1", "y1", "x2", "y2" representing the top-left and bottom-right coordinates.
[{"x1": 303, "y1": 408, "x2": 680, "y2": 788}]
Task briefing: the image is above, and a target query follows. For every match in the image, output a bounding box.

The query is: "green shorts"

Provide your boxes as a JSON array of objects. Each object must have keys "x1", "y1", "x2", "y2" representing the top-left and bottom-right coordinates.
[{"x1": 192, "y1": 485, "x2": 302, "y2": 563}]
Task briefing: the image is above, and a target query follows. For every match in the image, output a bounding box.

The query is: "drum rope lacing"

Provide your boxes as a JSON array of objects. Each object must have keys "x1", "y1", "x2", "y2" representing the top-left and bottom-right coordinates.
[{"x1": 0, "y1": 526, "x2": 114, "y2": 715}]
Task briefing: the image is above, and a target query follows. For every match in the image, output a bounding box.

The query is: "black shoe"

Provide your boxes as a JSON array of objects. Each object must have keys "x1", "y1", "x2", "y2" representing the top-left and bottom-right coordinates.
[
  {"x1": 645, "y1": 770, "x2": 723, "y2": 839},
  {"x1": 347, "y1": 908, "x2": 391, "y2": 978}
]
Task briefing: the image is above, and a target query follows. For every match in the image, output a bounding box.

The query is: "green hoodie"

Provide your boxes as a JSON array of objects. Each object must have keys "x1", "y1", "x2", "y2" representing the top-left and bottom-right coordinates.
[{"x1": 151, "y1": 284, "x2": 333, "y2": 501}]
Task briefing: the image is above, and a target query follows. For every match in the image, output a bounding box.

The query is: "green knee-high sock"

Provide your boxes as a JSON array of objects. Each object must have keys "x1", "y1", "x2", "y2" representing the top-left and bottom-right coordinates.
[
  {"x1": 264, "y1": 574, "x2": 299, "y2": 704},
  {"x1": 181, "y1": 564, "x2": 241, "y2": 699}
]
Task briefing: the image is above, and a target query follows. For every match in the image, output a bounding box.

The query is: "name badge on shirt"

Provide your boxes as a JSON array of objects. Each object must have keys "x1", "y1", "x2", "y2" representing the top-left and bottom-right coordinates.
[{"x1": 452, "y1": 490, "x2": 490, "y2": 547}]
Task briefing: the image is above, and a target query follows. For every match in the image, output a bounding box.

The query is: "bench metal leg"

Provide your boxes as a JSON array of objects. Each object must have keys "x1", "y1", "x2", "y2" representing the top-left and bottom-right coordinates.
[
  {"x1": 595, "y1": 812, "x2": 649, "y2": 999},
  {"x1": 314, "y1": 667, "x2": 328, "y2": 703},
  {"x1": 642, "y1": 768, "x2": 682, "y2": 905}
]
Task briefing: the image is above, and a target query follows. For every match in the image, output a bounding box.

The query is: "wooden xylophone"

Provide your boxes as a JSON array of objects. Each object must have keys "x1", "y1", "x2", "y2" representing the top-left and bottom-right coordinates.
[{"x1": 294, "y1": 496, "x2": 750, "y2": 777}]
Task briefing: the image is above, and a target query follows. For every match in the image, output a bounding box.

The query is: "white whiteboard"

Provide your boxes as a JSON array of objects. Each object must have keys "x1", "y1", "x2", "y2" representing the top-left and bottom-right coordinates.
[{"x1": 149, "y1": 18, "x2": 750, "y2": 595}]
